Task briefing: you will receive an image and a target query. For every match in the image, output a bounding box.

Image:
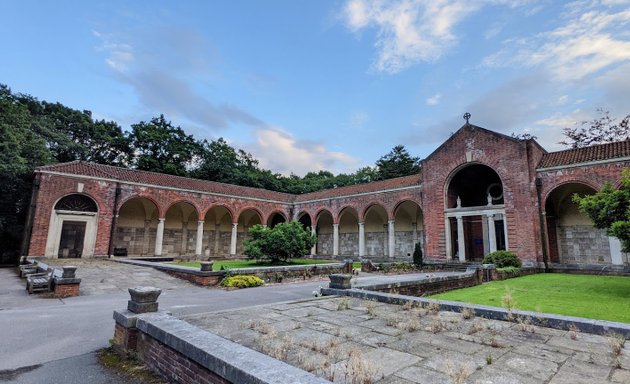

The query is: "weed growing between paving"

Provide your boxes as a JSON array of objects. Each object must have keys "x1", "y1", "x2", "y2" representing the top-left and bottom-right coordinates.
[{"x1": 97, "y1": 347, "x2": 166, "y2": 384}]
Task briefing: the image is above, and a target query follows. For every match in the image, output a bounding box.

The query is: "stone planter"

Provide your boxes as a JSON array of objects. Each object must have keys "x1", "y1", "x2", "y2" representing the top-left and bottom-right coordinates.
[
  {"x1": 200, "y1": 261, "x2": 214, "y2": 272},
  {"x1": 62, "y1": 266, "x2": 77, "y2": 278},
  {"x1": 329, "y1": 274, "x2": 352, "y2": 289},
  {"x1": 128, "y1": 286, "x2": 162, "y2": 313}
]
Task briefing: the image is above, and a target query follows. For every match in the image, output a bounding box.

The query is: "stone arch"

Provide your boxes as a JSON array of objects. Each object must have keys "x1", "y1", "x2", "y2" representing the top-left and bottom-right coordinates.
[
  {"x1": 297, "y1": 211, "x2": 312, "y2": 229},
  {"x1": 339, "y1": 206, "x2": 359, "y2": 257},
  {"x1": 114, "y1": 196, "x2": 160, "y2": 257},
  {"x1": 444, "y1": 163, "x2": 507, "y2": 262},
  {"x1": 394, "y1": 200, "x2": 424, "y2": 258},
  {"x1": 544, "y1": 182, "x2": 613, "y2": 264},
  {"x1": 266, "y1": 211, "x2": 287, "y2": 228},
  {"x1": 315, "y1": 209, "x2": 334, "y2": 256},
  {"x1": 363, "y1": 203, "x2": 388, "y2": 258},
  {"x1": 163, "y1": 201, "x2": 198, "y2": 257},
  {"x1": 204, "y1": 205, "x2": 233, "y2": 258},
  {"x1": 46, "y1": 193, "x2": 100, "y2": 258},
  {"x1": 236, "y1": 208, "x2": 263, "y2": 255},
  {"x1": 445, "y1": 163, "x2": 504, "y2": 208}
]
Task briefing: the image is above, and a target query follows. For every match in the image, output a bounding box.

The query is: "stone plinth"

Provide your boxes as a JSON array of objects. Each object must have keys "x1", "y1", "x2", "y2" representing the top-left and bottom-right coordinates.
[
  {"x1": 128, "y1": 286, "x2": 162, "y2": 314},
  {"x1": 62, "y1": 265, "x2": 77, "y2": 278},
  {"x1": 329, "y1": 274, "x2": 352, "y2": 289},
  {"x1": 200, "y1": 261, "x2": 214, "y2": 272}
]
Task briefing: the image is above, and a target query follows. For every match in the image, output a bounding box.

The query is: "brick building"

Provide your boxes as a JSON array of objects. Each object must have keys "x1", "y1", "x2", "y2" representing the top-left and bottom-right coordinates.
[{"x1": 23, "y1": 123, "x2": 629, "y2": 266}]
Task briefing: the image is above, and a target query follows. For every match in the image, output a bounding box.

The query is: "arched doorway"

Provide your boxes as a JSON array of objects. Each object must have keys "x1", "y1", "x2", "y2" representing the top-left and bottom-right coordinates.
[
  {"x1": 364, "y1": 204, "x2": 388, "y2": 258},
  {"x1": 163, "y1": 202, "x2": 198, "y2": 257},
  {"x1": 267, "y1": 212, "x2": 287, "y2": 228},
  {"x1": 394, "y1": 201, "x2": 423, "y2": 257},
  {"x1": 315, "y1": 210, "x2": 334, "y2": 256},
  {"x1": 204, "y1": 206, "x2": 233, "y2": 258},
  {"x1": 115, "y1": 197, "x2": 159, "y2": 256},
  {"x1": 237, "y1": 209, "x2": 263, "y2": 255},
  {"x1": 445, "y1": 164, "x2": 507, "y2": 261},
  {"x1": 45, "y1": 194, "x2": 99, "y2": 258},
  {"x1": 545, "y1": 183, "x2": 615, "y2": 264},
  {"x1": 339, "y1": 207, "x2": 359, "y2": 257}
]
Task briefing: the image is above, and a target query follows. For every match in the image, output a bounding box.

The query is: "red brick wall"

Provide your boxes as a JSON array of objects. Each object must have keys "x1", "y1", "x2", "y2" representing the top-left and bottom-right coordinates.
[
  {"x1": 53, "y1": 282, "x2": 80, "y2": 298},
  {"x1": 137, "y1": 333, "x2": 230, "y2": 384},
  {"x1": 421, "y1": 126, "x2": 544, "y2": 262}
]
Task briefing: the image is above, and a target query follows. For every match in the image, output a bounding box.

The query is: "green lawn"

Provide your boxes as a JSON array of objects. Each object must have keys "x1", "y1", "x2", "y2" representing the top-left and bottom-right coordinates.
[
  {"x1": 173, "y1": 259, "x2": 358, "y2": 270},
  {"x1": 431, "y1": 273, "x2": 630, "y2": 323}
]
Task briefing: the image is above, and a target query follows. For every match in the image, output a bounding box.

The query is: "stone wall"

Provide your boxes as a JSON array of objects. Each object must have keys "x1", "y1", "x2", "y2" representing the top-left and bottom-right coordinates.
[
  {"x1": 557, "y1": 226, "x2": 611, "y2": 264},
  {"x1": 339, "y1": 233, "x2": 358, "y2": 256},
  {"x1": 317, "y1": 233, "x2": 332, "y2": 256}
]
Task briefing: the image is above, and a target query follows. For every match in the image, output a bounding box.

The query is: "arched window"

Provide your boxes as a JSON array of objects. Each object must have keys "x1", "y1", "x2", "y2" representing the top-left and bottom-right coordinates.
[{"x1": 55, "y1": 194, "x2": 98, "y2": 212}]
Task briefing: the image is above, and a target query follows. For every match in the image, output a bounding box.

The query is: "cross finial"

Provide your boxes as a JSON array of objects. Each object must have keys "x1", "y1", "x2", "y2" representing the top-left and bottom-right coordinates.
[{"x1": 463, "y1": 112, "x2": 471, "y2": 124}]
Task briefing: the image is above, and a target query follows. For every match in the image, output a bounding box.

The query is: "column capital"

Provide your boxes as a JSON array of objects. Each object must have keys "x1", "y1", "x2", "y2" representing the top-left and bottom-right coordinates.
[
  {"x1": 158, "y1": 218, "x2": 166, "y2": 223},
  {"x1": 232, "y1": 222, "x2": 238, "y2": 228},
  {"x1": 358, "y1": 222, "x2": 365, "y2": 226},
  {"x1": 198, "y1": 220, "x2": 205, "y2": 224}
]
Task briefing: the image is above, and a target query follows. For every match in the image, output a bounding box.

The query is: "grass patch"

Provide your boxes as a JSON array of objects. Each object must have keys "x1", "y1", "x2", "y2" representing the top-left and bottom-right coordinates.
[
  {"x1": 431, "y1": 273, "x2": 630, "y2": 323},
  {"x1": 173, "y1": 258, "x2": 345, "y2": 270},
  {"x1": 98, "y1": 347, "x2": 166, "y2": 383}
]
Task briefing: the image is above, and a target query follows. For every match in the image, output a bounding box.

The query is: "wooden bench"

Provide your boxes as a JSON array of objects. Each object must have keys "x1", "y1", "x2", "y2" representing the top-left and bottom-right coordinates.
[
  {"x1": 19, "y1": 262, "x2": 39, "y2": 278},
  {"x1": 25, "y1": 264, "x2": 62, "y2": 294}
]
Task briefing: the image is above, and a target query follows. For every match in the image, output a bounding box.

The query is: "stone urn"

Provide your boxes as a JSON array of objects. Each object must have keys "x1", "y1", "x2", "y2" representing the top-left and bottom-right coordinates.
[{"x1": 62, "y1": 266, "x2": 77, "y2": 278}]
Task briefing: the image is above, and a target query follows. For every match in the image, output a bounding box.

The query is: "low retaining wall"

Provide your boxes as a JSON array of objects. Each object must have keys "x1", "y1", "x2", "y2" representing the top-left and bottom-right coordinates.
[
  {"x1": 113, "y1": 258, "x2": 350, "y2": 286},
  {"x1": 114, "y1": 311, "x2": 330, "y2": 384}
]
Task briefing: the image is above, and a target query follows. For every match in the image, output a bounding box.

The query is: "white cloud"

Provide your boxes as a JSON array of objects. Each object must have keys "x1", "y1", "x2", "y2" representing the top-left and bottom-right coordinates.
[
  {"x1": 426, "y1": 93, "x2": 442, "y2": 106},
  {"x1": 482, "y1": 3, "x2": 630, "y2": 80},
  {"x1": 247, "y1": 128, "x2": 360, "y2": 176},
  {"x1": 341, "y1": 0, "x2": 536, "y2": 73},
  {"x1": 348, "y1": 110, "x2": 369, "y2": 128}
]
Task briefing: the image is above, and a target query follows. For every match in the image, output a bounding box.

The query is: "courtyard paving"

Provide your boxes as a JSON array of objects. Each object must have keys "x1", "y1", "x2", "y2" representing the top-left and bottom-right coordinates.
[
  {"x1": 182, "y1": 296, "x2": 630, "y2": 384},
  {"x1": 44, "y1": 258, "x2": 196, "y2": 295}
]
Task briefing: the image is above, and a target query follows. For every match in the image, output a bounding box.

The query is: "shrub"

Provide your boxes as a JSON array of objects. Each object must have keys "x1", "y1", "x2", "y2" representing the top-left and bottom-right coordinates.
[
  {"x1": 482, "y1": 250, "x2": 522, "y2": 268},
  {"x1": 244, "y1": 221, "x2": 316, "y2": 263},
  {"x1": 497, "y1": 266, "x2": 521, "y2": 274},
  {"x1": 413, "y1": 242, "x2": 423, "y2": 267},
  {"x1": 220, "y1": 275, "x2": 264, "y2": 288}
]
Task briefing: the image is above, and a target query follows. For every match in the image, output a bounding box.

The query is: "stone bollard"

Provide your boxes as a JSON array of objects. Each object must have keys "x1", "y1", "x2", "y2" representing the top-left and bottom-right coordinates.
[
  {"x1": 113, "y1": 286, "x2": 162, "y2": 357},
  {"x1": 128, "y1": 286, "x2": 162, "y2": 313},
  {"x1": 200, "y1": 261, "x2": 214, "y2": 272},
  {"x1": 329, "y1": 274, "x2": 353, "y2": 289}
]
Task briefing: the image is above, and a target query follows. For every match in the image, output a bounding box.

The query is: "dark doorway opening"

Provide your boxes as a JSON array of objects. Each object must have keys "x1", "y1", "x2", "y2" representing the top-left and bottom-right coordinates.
[{"x1": 58, "y1": 221, "x2": 86, "y2": 258}]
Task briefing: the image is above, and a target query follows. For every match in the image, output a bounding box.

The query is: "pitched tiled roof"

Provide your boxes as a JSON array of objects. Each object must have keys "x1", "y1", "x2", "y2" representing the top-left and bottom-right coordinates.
[
  {"x1": 36, "y1": 161, "x2": 422, "y2": 202},
  {"x1": 537, "y1": 140, "x2": 630, "y2": 169},
  {"x1": 37, "y1": 161, "x2": 295, "y2": 202},
  {"x1": 294, "y1": 174, "x2": 421, "y2": 202}
]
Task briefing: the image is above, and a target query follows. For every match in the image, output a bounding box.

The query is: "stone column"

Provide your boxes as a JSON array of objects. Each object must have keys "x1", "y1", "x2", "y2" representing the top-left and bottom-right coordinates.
[
  {"x1": 195, "y1": 220, "x2": 204, "y2": 257},
  {"x1": 142, "y1": 219, "x2": 151, "y2": 255},
  {"x1": 412, "y1": 222, "x2": 418, "y2": 244},
  {"x1": 388, "y1": 220, "x2": 395, "y2": 258},
  {"x1": 358, "y1": 222, "x2": 365, "y2": 257},
  {"x1": 502, "y1": 213, "x2": 509, "y2": 250},
  {"x1": 487, "y1": 213, "x2": 497, "y2": 253},
  {"x1": 230, "y1": 223, "x2": 238, "y2": 256},
  {"x1": 311, "y1": 226, "x2": 317, "y2": 255},
  {"x1": 154, "y1": 218, "x2": 165, "y2": 256},
  {"x1": 333, "y1": 223, "x2": 339, "y2": 256},
  {"x1": 456, "y1": 215, "x2": 465, "y2": 262},
  {"x1": 445, "y1": 217, "x2": 452, "y2": 260}
]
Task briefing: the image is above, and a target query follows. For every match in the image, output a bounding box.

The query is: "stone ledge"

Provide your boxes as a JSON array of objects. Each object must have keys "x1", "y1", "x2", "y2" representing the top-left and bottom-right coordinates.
[
  {"x1": 135, "y1": 313, "x2": 331, "y2": 384},
  {"x1": 322, "y1": 288, "x2": 630, "y2": 338}
]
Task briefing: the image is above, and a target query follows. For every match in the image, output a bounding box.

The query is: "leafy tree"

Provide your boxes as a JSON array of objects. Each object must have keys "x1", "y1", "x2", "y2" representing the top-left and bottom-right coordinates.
[
  {"x1": 243, "y1": 221, "x2": 316, "y2": 263},
  {"x1": 128, "y1": 115, "x2": 202, "y2": 176},
  {"x1": 573, "y1": 170, "x2": 630, "y2": 252},
  {"x1": 511, "y1": 132, "x2": 538, "y2": 140},
  {"x1": 560, "y1": 109, "x2": 629, "y2": 148},
  {"x1": 375, "y1": 145, "x2": 421, "y2": 180}
]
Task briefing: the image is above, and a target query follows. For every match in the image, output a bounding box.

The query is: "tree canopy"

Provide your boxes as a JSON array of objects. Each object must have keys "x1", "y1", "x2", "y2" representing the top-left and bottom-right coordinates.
[
  {"x1": 375, "y1": 144, "x2": 421, "y2": 180},
  {"x1": 573, "y1": 170, "x2": 630, "y2": 252},
  {"x1": 560, "y1": 109, "x2": 630, "y2": 148}
]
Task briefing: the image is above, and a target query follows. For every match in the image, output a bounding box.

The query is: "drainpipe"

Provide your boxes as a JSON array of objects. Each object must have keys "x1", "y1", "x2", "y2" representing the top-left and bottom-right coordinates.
[
  {"x1": 20, "y1": 173, "x2": 41, "y2": 261},
  {"x1": 535, "y1": 178, "x2": 549, "y2": 272},
  {"x1": 107, "y1": 183, "x2": 122, "y2": 257}
]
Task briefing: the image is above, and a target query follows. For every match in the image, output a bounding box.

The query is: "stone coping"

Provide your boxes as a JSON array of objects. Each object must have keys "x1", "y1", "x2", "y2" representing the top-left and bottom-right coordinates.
[
  {"x1": 135, "y1": 312, "x2": 331, "y2": 384},
  {"x1": 112, "y1": 257, "x2": 344, "y2": 276},
  {"x1": 322, "y1": 288, "x2": 630, "y2": 338},
  {"x1": 352, "y1": 269, "x2": 474, "y2": 290}
]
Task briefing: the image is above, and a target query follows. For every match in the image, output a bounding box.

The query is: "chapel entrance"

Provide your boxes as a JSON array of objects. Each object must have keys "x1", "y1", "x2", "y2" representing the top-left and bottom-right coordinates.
[
  {"x1": 445, "y1": 164, "x2": 507, "y2": 261},
  {"x1": 58, "y1": 221, "x2": 86, "y2": 258}
]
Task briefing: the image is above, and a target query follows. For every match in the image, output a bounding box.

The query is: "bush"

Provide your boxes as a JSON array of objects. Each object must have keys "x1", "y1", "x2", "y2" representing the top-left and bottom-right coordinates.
[
  {"x1": 220, "y1": 275, "x2": 264, "y2": 288},
  {"x1": 497, "y1": 266, "x2": 521, "y2": 274},
  {"x1": 244, "y1": 221, "x2": 317, "y2": 263},
  {"x1": 413, "y1": 242, "x2": 423, "y2": 267},
  {"x1": 482, "y1": 251, "x2": 522, "y2": 268}
]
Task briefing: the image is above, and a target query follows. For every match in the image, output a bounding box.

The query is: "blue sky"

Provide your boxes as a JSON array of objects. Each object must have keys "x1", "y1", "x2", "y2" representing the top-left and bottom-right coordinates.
[{"x1": 2, "y1": 1, "x2": 629, "y2": 175}]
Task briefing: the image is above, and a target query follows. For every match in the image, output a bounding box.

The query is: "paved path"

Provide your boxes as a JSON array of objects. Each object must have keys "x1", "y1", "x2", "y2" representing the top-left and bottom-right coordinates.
[{"x1": 0, "y1": 261, "x2": 327, "y2": 381}]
